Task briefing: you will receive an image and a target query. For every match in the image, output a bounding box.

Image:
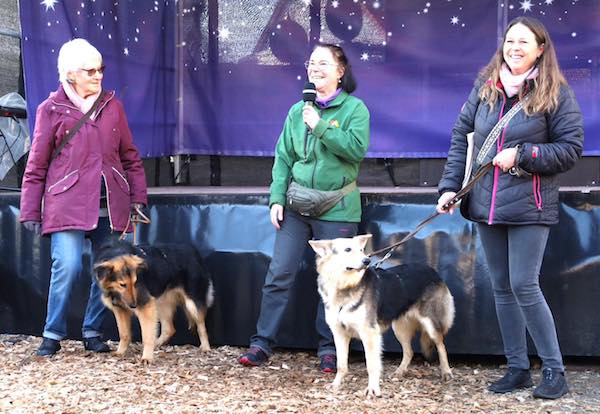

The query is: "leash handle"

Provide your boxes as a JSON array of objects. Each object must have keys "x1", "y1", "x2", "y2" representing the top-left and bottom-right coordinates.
[
  {"x1": 119, "y1": 205, "x2": 151, "y2": 245},
  {"x1": 441, "y1": 162, "x2": 493, "y2": 211}
]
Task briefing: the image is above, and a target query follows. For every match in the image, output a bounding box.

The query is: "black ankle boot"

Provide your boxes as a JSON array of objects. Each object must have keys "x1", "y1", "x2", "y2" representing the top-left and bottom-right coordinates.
[
  {"x1": 488, "y1": 367, "x2": 533, "y2": 393},
  {"x1": 533, "y1": 368, "x2": 569, "y2": 399},
  {"x1": 36, "y1": 337, "x2": 61, "y2": 356},
  {"x1": 83, "y1": 337, "x2": 111, "y2": 353}
]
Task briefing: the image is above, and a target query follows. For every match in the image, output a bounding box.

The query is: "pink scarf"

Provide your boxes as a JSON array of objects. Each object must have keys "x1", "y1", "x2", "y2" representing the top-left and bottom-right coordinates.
[
  {"x1": 61, "y1": 81, "x2": 101, "y2": 120},
  {"x1": 499, "y1": 63, "x2": 538, "y2": 98}
]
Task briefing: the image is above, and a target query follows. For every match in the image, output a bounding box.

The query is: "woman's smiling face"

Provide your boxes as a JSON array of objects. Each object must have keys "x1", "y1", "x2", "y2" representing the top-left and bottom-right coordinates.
[
  {"x1": 70, "y1": 55, "x2": 104, "y2": 98},
  {"x1": 503, "y1": 23, "x2": 544, "y2": 75},
  {"x1": 306, "y1": 47, "x2": 344, "y2": 97}
]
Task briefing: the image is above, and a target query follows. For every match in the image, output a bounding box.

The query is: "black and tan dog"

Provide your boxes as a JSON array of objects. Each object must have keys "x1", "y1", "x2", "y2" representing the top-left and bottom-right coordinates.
[
  {"x1": 93, "y1": 240, "x2": 214, "y2": 363},
  {"x1": 309, "y1": 234, "x2": 455, "y2": 397}
]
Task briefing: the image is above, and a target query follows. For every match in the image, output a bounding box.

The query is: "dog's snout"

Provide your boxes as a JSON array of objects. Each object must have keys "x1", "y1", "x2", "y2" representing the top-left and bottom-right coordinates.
[
  {"x1": 362, "y1": 257, "x2": 371, "y2": 267},
  {"x1": 128, "y1": 303, "x2": 137, "y2": 309}
]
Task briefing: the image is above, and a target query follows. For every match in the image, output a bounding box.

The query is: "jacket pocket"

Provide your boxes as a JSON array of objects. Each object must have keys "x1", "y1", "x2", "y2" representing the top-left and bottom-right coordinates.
[
  {"x1": 112, "y1": 167, "x2": 131, "y2": 193},
  {"x1": 47, "y1": 170, "x2": 79, "y2": 195}
]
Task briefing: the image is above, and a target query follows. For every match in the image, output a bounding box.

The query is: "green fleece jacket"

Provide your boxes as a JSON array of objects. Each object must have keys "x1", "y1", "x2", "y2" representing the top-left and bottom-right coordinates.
[{"x1": 269, "y1": 91, "x2": 370, "y2": 222}]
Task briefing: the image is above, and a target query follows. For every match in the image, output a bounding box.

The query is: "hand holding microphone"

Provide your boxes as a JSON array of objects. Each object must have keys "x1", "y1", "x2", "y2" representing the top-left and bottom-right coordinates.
[{"x1": 302, "y1": 82, "x2": 320, "y2": 130}]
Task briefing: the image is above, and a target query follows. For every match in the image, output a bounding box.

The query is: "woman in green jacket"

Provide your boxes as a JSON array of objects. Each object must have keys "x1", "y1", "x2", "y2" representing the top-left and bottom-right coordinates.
[{"x1": 239, "y1": 43, "x2": 370, "y2": 372}]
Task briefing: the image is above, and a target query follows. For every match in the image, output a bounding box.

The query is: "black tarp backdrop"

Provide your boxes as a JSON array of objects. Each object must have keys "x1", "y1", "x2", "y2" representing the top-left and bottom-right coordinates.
[{"x1": 1, "y1": 190, "x2": 600, "y2": 356}]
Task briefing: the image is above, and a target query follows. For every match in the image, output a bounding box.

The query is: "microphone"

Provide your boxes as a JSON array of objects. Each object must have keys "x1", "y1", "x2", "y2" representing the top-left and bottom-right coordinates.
[
  {"x1": 302, "y1": 82, "x2": 316, "y2": 108},
  {"x1": 302, "y1": 82, "x2": 316, "y2": 131}
]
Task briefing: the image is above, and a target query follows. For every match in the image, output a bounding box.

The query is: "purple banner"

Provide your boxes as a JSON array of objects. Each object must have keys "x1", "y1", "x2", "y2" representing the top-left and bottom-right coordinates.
[
  {"x1": 20, "y1": 0, "x2": 176, "y2": 158},
  {"x1": 20, "y1": 1, "x2": 600, "y2": 158}
]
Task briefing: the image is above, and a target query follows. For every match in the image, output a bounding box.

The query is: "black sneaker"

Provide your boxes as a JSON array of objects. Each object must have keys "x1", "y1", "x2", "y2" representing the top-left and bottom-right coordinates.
[
  {"x1": 533, "y1": 368, "x2": 569, "y2": 399},
  {"x1": 319, "y1": 354, "x2": 337, "y2": 373},
  {"x1": 83, "y1": 337, "x2": 111, "y2": 353},
  {"x1": 488, "y1": 367, "x2": 533, "y2": 393},
  {"x1": 238, "y1": 347, "x2": 268, "y2": 366},
  {"x1": 36, "y1": 337, "x2": 61, "y2": 357}
]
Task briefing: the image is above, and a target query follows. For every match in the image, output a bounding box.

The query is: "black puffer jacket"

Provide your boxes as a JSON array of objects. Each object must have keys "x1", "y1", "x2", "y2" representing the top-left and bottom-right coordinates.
[{"x1": 438, "y1": 80, "x2": 584, "y2": 225}]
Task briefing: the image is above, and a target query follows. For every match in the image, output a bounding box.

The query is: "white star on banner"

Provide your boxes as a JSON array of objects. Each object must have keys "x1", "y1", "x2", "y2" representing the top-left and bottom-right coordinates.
[
  {"x1": 332, "y1": 1, "x2": 339, "y2": 8},
  {"x1": 544, "y1": 0, "x2": 553, "y2": 4},
  {"x1": 520, "y1": 0, "x2": 533, "y2": 12},
  {"x1": 451, "y1": 16, "x2": 459, "y2": 25},
  {"x1": 360, "y1": 52, "x2": 369, "y2": 61},
  {"x1": 40, "y1": 0, "x2": 58, "y2": 11},
  {"x1": 123, "y1": 47, "x2": 129, "y2": 56},
  {"x1": 218, "y1": 27, "x2": 230, "y2": 40}
]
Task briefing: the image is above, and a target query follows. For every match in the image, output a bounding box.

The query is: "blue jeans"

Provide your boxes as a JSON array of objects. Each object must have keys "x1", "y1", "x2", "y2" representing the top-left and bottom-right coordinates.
[
  {"x1": 250, "y1": 211, "x2": 358, "y2": 357},
  {"x1": 43, "y1": 218, "x2": 117, "y2": 341},
  {"x1": 477, "y1": 224, "x2": 564, "y2": 371}
]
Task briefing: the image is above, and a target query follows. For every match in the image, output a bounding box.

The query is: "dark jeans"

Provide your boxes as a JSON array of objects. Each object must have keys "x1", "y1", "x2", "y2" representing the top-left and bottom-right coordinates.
[
  {"x1": 477, "y1": 223, "x2": 564, "y2": 371},
  {"x1": 250, "y1": 210, "x2": 358, "y2": 357}
]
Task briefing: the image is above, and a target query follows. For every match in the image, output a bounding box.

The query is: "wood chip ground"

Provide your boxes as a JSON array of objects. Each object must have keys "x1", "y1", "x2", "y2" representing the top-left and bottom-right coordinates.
[{"x1": 0, "y1": 335, "x2": 598, "y2": 413}]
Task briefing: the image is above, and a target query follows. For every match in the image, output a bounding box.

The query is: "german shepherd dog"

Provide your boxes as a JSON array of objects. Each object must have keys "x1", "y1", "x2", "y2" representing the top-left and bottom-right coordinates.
[
  {"x1": 309, "y1": 234, "x2": 455, "y2": 397},
  {"x1": 93, "y1": 240, "x2": 214, "y2": 363}
]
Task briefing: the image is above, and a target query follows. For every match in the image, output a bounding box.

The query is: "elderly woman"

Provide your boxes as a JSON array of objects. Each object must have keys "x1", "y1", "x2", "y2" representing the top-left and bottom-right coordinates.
[
  {"x1": 20, "y1": 38, "x2": 147, "y2": 356},
  {"x1": 238, "y1": 43, "x2": 370, "y2": 372},
  {"x1": 437, "y1": 17, "x2": 583, "y2": 399}
]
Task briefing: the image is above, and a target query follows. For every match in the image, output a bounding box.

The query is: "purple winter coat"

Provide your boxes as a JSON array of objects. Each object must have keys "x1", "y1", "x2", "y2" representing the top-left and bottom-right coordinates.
[{"x1": 19, "y1": 85, "x2": 147, "y2": 235}]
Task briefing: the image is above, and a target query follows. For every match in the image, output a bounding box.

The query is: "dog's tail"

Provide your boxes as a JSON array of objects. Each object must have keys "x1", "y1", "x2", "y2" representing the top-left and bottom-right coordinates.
[
  {"x1": 421, "y1": 284, "x2": 455, "y2": 361},
  {"x1": 206, "y1": 280, "x2": 215, "y2": 309},
  {"x1": 181, "y1": 281, "x2": 215, "y2": 330}
]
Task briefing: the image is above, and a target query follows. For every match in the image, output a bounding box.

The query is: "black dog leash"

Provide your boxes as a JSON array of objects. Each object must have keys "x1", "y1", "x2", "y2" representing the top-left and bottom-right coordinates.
[{"x1": 368, "y1": 162, "x2": 493, "y2": 268}]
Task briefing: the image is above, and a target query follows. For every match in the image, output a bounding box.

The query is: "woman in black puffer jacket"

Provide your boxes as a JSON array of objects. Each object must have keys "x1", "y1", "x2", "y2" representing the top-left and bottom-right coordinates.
[{"x1": 437, "y1": 17, "x2": 583, "y2": 400}]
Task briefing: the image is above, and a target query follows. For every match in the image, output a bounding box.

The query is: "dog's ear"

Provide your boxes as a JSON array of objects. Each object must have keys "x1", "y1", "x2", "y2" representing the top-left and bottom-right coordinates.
[
  {"x1": 308, "y1": 240, "x2": 333, "y2": 258},
  {"x1": 356, "y1": 234, "x2": 372, "y2": 250},
  {"x1": 93, "y1": 261, "x2": 114, "y2": 281},
  {"x1": 131, "y1": 255, "x2": 148, "y2": 272}
]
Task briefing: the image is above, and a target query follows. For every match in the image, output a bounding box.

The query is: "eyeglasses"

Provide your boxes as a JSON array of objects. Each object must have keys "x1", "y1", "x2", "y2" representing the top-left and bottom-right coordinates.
[
  {"x1": 79, "y1": 65, "x2": 106, "y2": 77},
  {"x1": 304, "y1": 61, "x2": 338, "y2": 70}
]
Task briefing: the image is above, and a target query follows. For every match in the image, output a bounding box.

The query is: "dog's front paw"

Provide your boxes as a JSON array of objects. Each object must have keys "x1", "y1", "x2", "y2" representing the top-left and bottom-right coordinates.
[
  {"x1": 363, "y1": 385, "x2": 382, "y2": 398},
  {"x1": 141, "y1": 354, "x2": 154, "y2": 364},
  {"x1": 324, "y1": 382, "x2": 339, "y2": 393},
  {"x1": 115, "y1": 347, "x2": 128, "y2": 356},
  {"x1": 199, "y1": 343, "x2": 211, "y2": 352},
  {"x1": 441, "y1": 369, "x2": 453, "y2": 382},
  {"x1": 392, "y1": 366, "x2": 407, "y2": 379},
  {"x1": 330, "y1": 373, "x2": 345, "y2": 390}
]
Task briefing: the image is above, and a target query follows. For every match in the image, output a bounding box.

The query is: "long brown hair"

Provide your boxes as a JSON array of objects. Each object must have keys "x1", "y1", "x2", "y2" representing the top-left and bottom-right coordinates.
[{"x1": 478, "y1": 16, "x2": 566, "y2": 115}]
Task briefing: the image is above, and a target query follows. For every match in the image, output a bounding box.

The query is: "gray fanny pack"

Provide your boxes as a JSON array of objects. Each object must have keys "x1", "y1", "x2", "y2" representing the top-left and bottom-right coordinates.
[{"x1": 286, "y1": 181, "x2": 357, "y2": 217}]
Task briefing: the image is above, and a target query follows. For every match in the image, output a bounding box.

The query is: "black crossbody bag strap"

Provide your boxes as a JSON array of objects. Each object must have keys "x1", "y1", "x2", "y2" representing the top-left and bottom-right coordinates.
[{"x1": 50, "y1": 90, "x2": 105, "y2": 161}]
